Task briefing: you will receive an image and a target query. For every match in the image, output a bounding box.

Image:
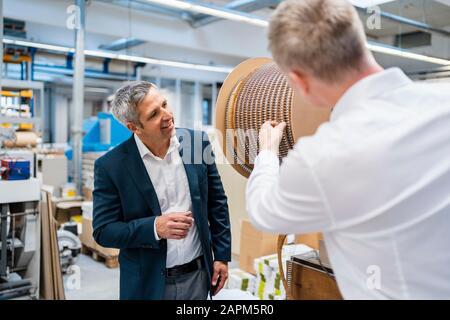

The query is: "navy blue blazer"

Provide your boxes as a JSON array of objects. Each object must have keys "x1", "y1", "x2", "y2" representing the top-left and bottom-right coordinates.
[{"x1": 92, "y1": 128, "x2": 232, "y2": 300}]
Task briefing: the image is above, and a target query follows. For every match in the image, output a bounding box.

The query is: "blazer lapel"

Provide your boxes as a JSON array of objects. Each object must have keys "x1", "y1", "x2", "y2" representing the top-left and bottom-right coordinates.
[{"x1": 124, "y1": 137, "x2": 161, "y2": 216}]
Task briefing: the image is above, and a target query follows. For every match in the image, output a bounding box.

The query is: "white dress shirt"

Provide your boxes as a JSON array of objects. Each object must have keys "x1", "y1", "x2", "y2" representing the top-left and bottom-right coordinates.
[
  {"x1": 134, "y1": 133, "x2": 202, "y2": 268},
  {"x1": 247, "y1": 68, "x2": 450, "y2": 299}
]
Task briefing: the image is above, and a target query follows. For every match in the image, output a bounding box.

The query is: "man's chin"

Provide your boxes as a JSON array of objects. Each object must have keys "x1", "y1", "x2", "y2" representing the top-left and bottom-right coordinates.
[
  {"x1": 161, "y1": 126, "x2": 175, "y2": 137},
  {"x1": 169, "y1": 129, "x2": 176, "y2": 138}
]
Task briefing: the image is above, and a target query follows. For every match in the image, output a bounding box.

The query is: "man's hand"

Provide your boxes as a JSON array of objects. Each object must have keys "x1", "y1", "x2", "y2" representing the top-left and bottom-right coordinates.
[
  {"x1": 259, "y1": 120, "x2": 287, "y2": 154},
  {"x1": 211, "y1": 261, "x2": 228, "y2": 296},
  {"x1": 155, "y1": 212, "x2": 194, "y2": 240}
]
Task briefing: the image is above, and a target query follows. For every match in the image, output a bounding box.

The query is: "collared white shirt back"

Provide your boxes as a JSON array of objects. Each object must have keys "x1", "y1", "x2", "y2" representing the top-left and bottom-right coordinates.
[{"x1": 247, "y1": 68, "x2": 450, "y2": 299}]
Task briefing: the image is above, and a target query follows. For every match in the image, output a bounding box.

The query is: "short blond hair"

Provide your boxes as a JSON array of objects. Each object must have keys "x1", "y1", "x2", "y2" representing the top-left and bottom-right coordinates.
[{"x1": 268, "y1": 0, "x2": 368, "y2": 82}]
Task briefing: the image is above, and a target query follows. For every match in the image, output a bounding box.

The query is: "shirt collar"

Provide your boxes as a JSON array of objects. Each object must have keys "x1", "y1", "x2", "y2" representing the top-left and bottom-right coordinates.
[
  {"x1": 331, "y1": 68, "x2": 413, "y2": 121},
  {"x1": 134, "y1": 132, "x2": 180, "y2": 161}
]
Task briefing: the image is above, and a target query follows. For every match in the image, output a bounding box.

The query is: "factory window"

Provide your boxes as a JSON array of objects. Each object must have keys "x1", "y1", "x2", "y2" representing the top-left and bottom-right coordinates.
[
  {"x1": 201, "y1": 84, "x2": 213, "y2": 126},
  {"x1": 142, "y1": 76, "x2": 157, "y2": 85},
  {"x1": 159, "y1": 78, "x2": 177, "y2": 124},
  {"x1": 180, "y1": 81, "x2": 196, "y2": 128}
]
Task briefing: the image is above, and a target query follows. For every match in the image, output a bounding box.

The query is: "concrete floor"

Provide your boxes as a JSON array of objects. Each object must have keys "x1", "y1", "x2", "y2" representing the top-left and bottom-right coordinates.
[
  {"x1": 63, "y1": 253, "x2": 240, "y2": 300},
  {"x1": 63, "y1": 254, "x2": 119, "y2": 300}
]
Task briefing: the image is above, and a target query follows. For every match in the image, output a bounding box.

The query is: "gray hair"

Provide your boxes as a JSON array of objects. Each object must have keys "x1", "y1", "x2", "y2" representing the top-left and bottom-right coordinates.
[
  {"x1": 268, "y1": 0, "x2": 368, "y2": 83},
  {"x1": 111, "y1": 81, "x2": 156, "y2": 126}
]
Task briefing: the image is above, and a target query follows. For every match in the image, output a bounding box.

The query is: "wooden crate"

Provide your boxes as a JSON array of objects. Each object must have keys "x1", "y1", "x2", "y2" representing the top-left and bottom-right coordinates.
[{"x1": 286, "y1": 258, "x2": 342, "y2": 300}]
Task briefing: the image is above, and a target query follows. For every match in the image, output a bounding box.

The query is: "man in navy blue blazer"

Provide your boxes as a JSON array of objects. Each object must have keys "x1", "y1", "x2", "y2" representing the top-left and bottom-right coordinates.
[{"x1": 93, "y1": 81, "x2": 231, "y2": 300}]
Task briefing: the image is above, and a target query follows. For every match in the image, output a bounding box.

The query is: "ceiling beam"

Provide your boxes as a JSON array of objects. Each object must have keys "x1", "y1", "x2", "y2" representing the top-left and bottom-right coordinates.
[
  {"x1": 140, "y1": 0, "x2": 269, "y2": 27},
  {"x1": 191, "y1": 0, "x2": 281, "y2": 28},
  {"x1": 99, "y1": 37, "x2": 145, "y2": 51},
  {"x1": 97, "y1": 0, "x2": 184, "y2": 19}
]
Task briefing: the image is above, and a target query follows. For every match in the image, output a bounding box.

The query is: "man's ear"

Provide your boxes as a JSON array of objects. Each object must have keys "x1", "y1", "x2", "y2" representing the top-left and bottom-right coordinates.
[
  {"x1": 288, "y1": 70, "x2": 309, "y2": 96},
  {"x1": 126, "y1": 122, "x2": 139, "y2": 134}
]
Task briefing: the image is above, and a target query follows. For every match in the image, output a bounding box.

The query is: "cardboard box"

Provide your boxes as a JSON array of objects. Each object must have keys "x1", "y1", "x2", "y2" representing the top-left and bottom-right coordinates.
[
  {"x1": 239, "y1": 219, "x2": 279, "y2": 275},
  {"x1": 54, "y1": 202, "x2": 82, "y2": 225},
  {"x1": 80, "y1": 217, "x2": 119, "y2": 257},
  {"x1": 80, "y1": 217, "x2": 97, "y2": 249},
  {"x1": 82, "y1": 187, "x2": 93, "y2": 201},
  {"x1": 295, "y1": 233, "x2": 323, "y2": 250},
  {"x1": 239, "y1": 219, "x2": 323, "y2": 274}
]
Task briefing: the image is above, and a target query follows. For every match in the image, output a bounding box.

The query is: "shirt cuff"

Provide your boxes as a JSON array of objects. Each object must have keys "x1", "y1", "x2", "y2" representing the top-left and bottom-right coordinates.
[
  {"x1": 255, "y1": 150, "x2": 280, "y2": 170},
  {"x1": 154, "y1": 219, "x2": 160, "y2": 241}
]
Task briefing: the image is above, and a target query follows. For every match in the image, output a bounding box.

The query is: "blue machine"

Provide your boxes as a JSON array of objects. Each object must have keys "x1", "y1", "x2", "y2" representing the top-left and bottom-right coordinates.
[
  {"x1": 0, "y1": 158, "x2": 31, "y2": 180},
  {"x1": 65, "y1": 112, "x2": 131, "y2": 160}
]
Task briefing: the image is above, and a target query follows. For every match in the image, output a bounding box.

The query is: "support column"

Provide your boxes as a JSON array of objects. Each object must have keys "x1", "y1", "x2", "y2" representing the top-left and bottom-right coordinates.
[{"x1": 71, "y1": 0, "x2": 85, "y2": 193}]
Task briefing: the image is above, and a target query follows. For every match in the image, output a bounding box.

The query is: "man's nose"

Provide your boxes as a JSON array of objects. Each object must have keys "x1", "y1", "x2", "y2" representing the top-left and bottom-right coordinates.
[{"x1": 162, "y1": 108, "x2": 173, "y2": 118}]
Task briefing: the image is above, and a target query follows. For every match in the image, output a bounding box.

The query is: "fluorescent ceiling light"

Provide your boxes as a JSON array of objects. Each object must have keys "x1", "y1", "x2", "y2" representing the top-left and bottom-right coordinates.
[
  {"x1": 349, "y1": 0, "x2": 396, "y2": 8},
  {"x1": 85, "y1": 87, "x2": 111, "y2": 94},
  {"x1": 2, "y1": 38, "x2": 233, "y2": 73},
  {"x1": 143, "y1": 0, "x2": 269, "y2": 27},
  {"x1": 367, "y1": 42, "x2": 450, "y2": 65},
  {"x1": 3, "y1": 38, "x2": 74, "y2": 53},
  {"x1": 84, "y1": 49, "x2": 119, "y2": 59}
]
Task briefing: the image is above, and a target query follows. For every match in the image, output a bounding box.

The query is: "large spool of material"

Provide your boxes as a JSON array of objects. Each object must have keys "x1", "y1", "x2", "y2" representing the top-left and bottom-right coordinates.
[{"x1": 216, "y1": 58, "x2": 331, "y2": 178}]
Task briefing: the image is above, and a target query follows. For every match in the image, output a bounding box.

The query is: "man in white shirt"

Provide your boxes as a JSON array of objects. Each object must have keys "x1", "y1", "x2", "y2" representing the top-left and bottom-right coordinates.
[
  {"x1": 93, "y1": 81, "x2": 231, "y2": 300},
  {"x1": 246, "y1": 0, "x2": 450, "y2": 299}
]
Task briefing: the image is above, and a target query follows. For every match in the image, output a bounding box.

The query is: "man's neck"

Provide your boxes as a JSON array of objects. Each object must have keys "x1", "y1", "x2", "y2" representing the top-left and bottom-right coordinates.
[
  {"x1": 329, "y1": 58, "x2": 384, "y2": 106},
  {"x1": 139, "y1": 135, "x2": 171, "y2": 159}
]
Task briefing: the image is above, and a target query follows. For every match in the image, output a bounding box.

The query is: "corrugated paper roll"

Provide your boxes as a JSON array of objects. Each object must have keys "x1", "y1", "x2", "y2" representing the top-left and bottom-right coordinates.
[
  {"x1": 3, "y1": 131, "x2": 39, "y2": 148},
  {"x1": 215, "y1": 58, "x2": 331, "y2": 178}
]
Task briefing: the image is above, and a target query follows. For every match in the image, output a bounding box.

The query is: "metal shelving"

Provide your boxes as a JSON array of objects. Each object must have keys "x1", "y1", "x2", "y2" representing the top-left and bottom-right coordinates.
[
  {"x1": 0, "y1": 116, "x2": 40, "y2": 124},
  {"x1": 0, "y1": 79, "x2": 44, "y2": 133}
]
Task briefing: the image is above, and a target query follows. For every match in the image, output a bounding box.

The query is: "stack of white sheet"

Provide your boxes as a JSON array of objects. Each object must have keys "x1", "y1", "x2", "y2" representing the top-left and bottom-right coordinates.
[{"x1": 226, "y1": 268, "x2": 256, "y2": 294}]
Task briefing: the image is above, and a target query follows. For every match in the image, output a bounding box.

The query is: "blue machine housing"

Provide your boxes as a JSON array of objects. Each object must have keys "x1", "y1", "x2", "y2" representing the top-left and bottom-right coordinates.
[{"x1": 66, "y1": 112, "x2": 131, "y2": 160}]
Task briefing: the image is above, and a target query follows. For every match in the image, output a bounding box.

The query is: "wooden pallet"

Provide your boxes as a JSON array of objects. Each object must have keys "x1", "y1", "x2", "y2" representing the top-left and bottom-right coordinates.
[{"x1": 81, "y1": 244, "x2": 119, "y2": 269}]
